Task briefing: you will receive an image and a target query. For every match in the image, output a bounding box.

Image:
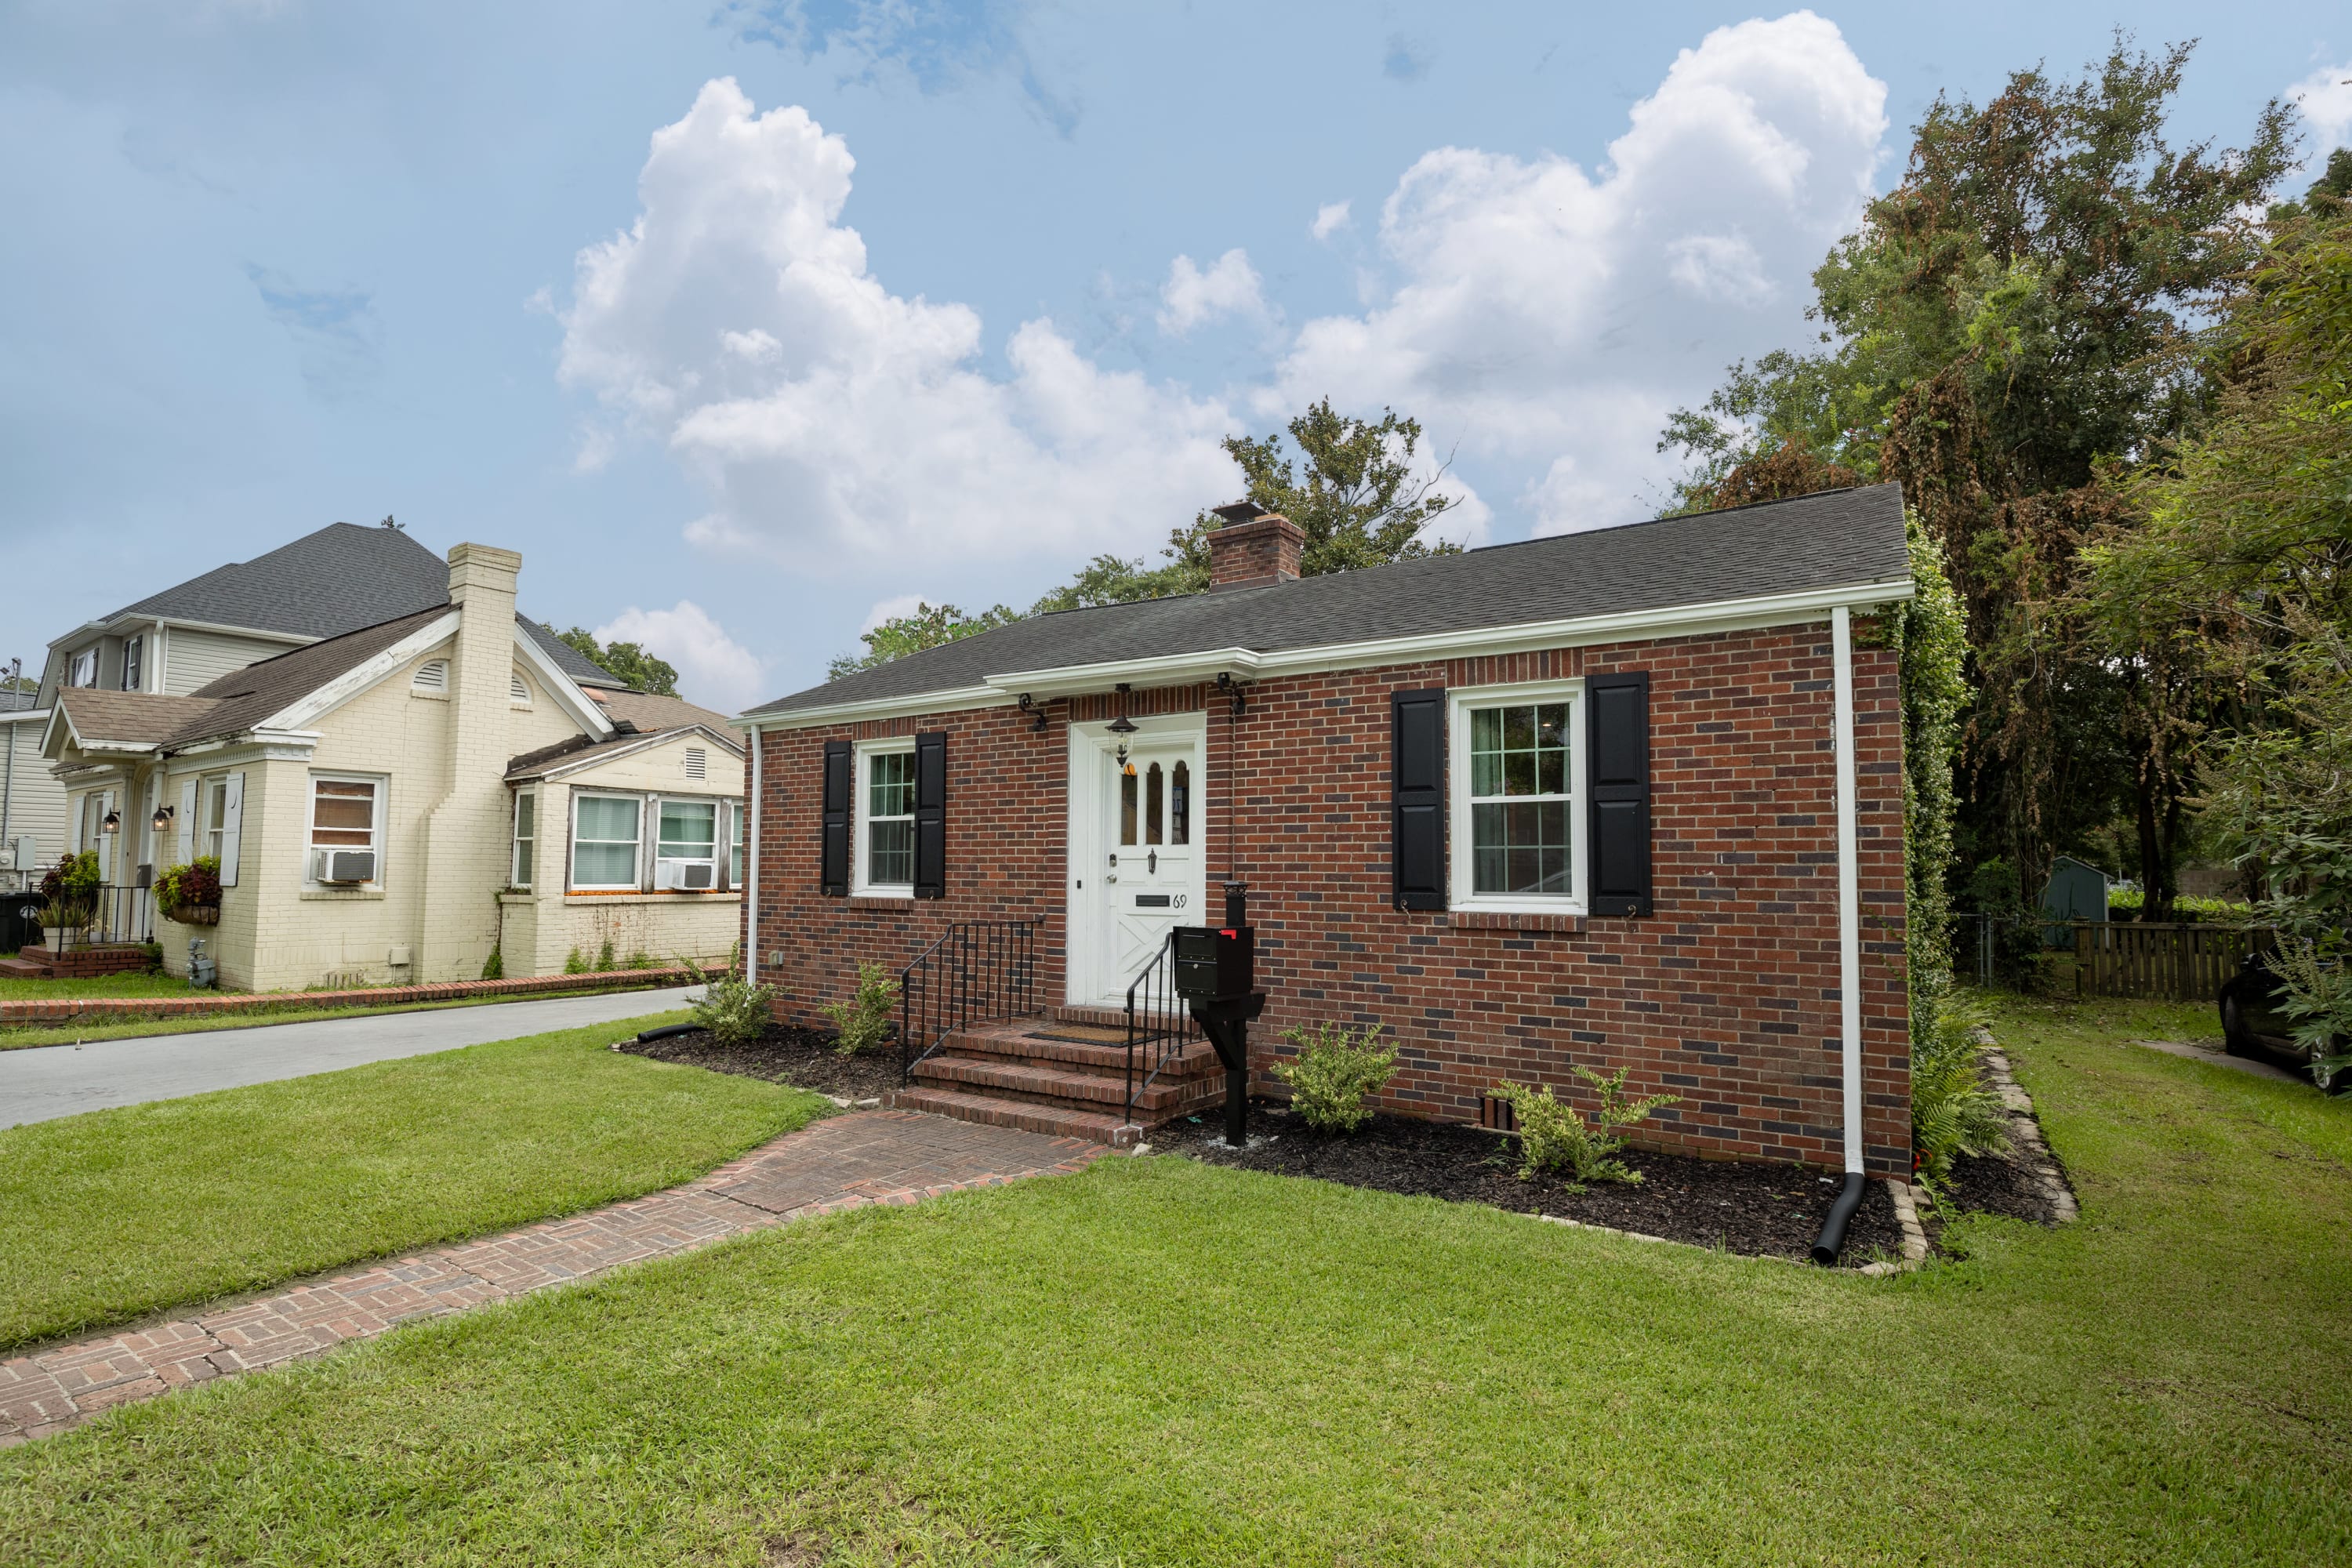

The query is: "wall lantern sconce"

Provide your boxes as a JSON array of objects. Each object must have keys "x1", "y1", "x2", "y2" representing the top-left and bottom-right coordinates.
[
  {"x1": 1216, "y1": 670, "x2": 1248, "y2": 719},
  {"x1": 100, "y1": 810, "x2": 122, "y2": 834},
  {"x1": 152, "y1": 804, "x2": 175, "y2": 834},
  {"x1": 1018, "y1": 692, "x2": 1048, "y2": 731}
]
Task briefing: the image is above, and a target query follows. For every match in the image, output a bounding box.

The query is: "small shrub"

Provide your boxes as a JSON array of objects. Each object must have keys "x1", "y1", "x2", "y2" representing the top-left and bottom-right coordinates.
[
  {"x1": 596, "y1": 938, "x2": 615, "y2": 972},
  {"x1": 480, "y1": 946, "x2": 504, "y2": 982},
  {"x1": 563, "y1": 947, "x2": 586, "y2": 975},
  {"x1": 824, "y1": 962, "x2": 900, "y2": 1056},
  {"x1": 1273, "y1": 1021, "x2": 1398, "y2": 1132},
  {"x1": 1491, "y1": 1067, "x2": 1679, "y2": 1190},
  {"x1": 1910, "y1": 999, "x2": 2010, "y2": 1194},
  {"x1": 624, "y1": 949, "x2": 654, "y2": 971},
  {"x1": 685, "y1": 960, "x2": 778, "y2": 1046}
]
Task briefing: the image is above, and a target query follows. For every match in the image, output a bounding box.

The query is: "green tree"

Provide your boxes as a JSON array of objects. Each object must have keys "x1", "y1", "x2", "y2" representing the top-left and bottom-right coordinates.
[
  {"x1": 826, "y1": 602, "x2": 1021, "y2": 681},
  {"x1": 1661, "y1": 36, "x2": 2296, "y2": 915},
  {"x1": 1030, "y1": 398, "x2": 1464, "y2": 612},
  {"x1": 553, "y1": 628, "x2": 679, "y2": 696}
]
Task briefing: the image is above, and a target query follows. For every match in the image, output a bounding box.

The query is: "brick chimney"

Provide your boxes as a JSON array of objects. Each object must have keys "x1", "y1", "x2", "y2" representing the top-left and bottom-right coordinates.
[
  {"x1": 1205, "y1": 501, "x2": 1305, "y2": 591},
  {"x1": 419, "y1": 543, "x2": 523, "y2": 982}
]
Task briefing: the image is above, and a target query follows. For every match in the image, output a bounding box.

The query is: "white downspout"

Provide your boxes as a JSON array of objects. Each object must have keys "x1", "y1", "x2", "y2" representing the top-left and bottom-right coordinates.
[
  {"x1": 744, "y1": 724, "x2": 760, "y2": 984},
  {"x1": 1833, "y1": 604, "x2": 1863, "y2": 1174}
]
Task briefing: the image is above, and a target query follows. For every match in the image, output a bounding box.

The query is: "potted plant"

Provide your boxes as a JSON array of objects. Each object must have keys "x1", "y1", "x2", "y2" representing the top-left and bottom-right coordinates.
[
  {"x1": 36, "y1": 853, "x2": 98, "y2": 948},
  {"x1": 154, "y1": 856, "x2": 223, "y2": 926}
]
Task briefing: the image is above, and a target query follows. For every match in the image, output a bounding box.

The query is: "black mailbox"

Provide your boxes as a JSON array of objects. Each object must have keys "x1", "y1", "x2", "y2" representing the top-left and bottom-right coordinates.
[{"x1": 1173, "y1": 924, "x2": 1253, "y2": 1002}]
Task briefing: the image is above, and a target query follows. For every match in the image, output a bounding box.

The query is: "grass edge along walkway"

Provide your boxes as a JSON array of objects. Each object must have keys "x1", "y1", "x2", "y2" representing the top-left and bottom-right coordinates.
[
  {"x1": 0, "y1": 1011, "x2": 822, "y2": 1352},
  {"x1": 0, "y1": 1112, "x2": 1102, "y2": 1445}
]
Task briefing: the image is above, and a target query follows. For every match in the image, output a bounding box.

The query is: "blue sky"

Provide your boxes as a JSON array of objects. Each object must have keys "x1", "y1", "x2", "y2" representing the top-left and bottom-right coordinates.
[{"x1": 4, "y1": 2, "x2": 2347, "y2": 711}]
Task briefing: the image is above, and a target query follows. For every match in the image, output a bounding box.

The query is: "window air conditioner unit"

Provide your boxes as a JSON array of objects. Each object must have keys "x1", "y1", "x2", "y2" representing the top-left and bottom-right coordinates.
[
  {"x1": 320, "y1": 849, "x2": 377, "y2": 884},
  {"x1": 655, "y1": 859, "x2": 716, "y2": 891}
]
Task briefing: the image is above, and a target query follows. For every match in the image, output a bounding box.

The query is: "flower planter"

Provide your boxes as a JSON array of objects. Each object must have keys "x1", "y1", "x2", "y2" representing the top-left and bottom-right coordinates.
[{"x1": 164, "y1": 905, "x2": 220, "y2": 927}]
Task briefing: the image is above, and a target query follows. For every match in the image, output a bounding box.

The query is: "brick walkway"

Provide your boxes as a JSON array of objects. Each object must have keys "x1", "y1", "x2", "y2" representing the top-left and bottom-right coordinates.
[{"x1": 0, "y1": 1111, "x2": 1102, "y2": 1446}]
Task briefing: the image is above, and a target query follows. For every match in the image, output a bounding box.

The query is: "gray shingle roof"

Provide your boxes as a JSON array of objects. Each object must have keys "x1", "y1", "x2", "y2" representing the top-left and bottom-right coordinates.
[
  {"x1": 169, "y1": 607, "x2": 453, "y2": 748},
  {"x1": 89, "y1": 521, "x2": 619, "y2": 686},
  {"x1": 749, "y1": 483, "x2": 1913, "y2": 717}
]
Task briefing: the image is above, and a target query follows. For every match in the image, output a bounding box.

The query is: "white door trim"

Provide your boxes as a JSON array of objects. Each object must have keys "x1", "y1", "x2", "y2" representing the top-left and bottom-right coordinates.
[{"x1": 1065, "y1": 710, "x2": 1209, "y2": 1007}]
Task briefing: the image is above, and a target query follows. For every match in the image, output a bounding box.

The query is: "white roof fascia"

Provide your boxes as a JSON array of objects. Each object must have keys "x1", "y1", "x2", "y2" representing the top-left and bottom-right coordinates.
[
  {"x1": 741, "y1": 579, "x2": 1917, "y2": 731},
  {"x1": 525, "y1": 723, "x2": 744, "y2": 783},
  {"x1": 510, "y1": 623, "x2": 615, "y2": 739},
  {"x1": 165, "y1": 733, "x2": 319, "y2": 765},
  {"x1": 256, "y1": 612, "x2": 462, "y2": 733},
  {"x1": 1, "y1": 707, "x2": 53, "y2": 724},
  {"x1": 735, "y1": 685, "x2": 1014, "y2": 734}
]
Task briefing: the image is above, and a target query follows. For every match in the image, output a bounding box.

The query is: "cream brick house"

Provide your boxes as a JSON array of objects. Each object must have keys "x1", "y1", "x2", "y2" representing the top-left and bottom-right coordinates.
[{"x1": 39, "y1": 544, "x2": 743, "y2": 992}]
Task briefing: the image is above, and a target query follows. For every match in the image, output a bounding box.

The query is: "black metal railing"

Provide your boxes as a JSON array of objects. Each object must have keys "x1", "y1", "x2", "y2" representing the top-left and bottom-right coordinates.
[
  {"x1": 1123, "y1": 931, "x2": 1201, "y2": 1123},
  {"x1": 898, "y1": 918, "x2": 1044, "y2": 1083},
  {"x1": 17, "y1": 884, "x2": 155, "y2": 955}
]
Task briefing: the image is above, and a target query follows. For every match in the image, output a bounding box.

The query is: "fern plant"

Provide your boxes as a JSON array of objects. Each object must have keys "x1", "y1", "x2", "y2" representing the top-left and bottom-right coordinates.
[
  {"x1": 1910, "y1": 998, "x2": 2010, "y2": 1195},
  {"x1": 1491, "y1": 1067, "x2": 1679, "y2": 1190}
]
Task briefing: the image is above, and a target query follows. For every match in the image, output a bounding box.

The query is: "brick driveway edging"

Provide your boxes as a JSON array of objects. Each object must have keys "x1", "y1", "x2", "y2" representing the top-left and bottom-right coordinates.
[
  {"x1": 0, "y1": 1110, "x2": 1102, "y2": 1446},
  {"x1": 0, "y1": 967, "x2": 702, "y2": 1029}
]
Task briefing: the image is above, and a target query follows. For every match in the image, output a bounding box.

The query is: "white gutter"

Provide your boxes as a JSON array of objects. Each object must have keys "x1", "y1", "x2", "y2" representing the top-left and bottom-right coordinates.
[
  {"x1": 745, "y1": 729, "x2": 760, "y2": 983},
  {"x1": 1831, "y1": 604, "x2": 1863, "y2": 1174}
]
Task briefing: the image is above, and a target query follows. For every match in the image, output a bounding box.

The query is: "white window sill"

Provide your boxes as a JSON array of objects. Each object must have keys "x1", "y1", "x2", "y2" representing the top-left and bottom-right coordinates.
[
  {"x1": 300, "y1": 887, "x2": 387, "y2": 902},
  {"x1": 851, "y1": 887, "x2": 916, "y2": 902},
  {"x1": 1449, "y1": 898, "x2": 1586, "y2": 916},
  {"x1": 561, "y1": 891, "x2": 742, "y2": 906}
]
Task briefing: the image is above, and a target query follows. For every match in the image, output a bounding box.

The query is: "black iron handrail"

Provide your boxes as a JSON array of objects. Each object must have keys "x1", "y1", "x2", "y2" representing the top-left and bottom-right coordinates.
[
  {"x1": 898, "y1": 917, "x2": 1044, "y2": 1083},
  {"x1": 1123, "y1": 930, "x2": 1201, "y2": 1124},
  {"x1": 17, "y1": 884, "x2": 155, "y2": 956}
]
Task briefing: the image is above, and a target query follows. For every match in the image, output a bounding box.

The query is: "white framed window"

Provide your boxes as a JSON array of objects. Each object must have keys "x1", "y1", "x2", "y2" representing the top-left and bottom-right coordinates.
[
  {"x1": 122, "y1": 637, "x2": 143, "y2": 692},
  {"x1": 571, "y1": 793, "x2": 642, "y2": 891},
  {"x1": 1448, "y1": 681, "x2": 1585, "y2": 913},
  {"x1": 655, "y1": 797, "x2": 717, "y2": 890},
  {"x1": 511, "y1": 792, "x2": 537, "y2": 889},
  {"x1": 67, "y1": 648, "x2": 96, "y2": 688},
  {"x1": 307, "y1": 773, "x2": 383, "y2": 884},
  {"x1": 852, "y1": 739, "x2": 916, "y2": 897},
  {"x1": 730, "y1": 801, "x2": 744, "y2": 888},
  {"x1": 201, "y1": 777, "x2": 229, "y2": 860}
]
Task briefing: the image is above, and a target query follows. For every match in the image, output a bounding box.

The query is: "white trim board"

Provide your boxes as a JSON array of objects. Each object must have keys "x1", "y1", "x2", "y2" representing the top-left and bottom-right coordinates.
[{"x1": 739, "y1": 578, "x2": 1917, "y2": 732}]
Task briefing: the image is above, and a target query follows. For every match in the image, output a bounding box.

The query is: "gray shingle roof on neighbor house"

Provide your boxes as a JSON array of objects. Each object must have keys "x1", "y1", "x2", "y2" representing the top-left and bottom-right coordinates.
[
  {"x1": 90, "y1": 521, "x2": 619, "y2": 686},
  {"x1": 749, "y1": 483, "x2": 1914, "y2": 718}
]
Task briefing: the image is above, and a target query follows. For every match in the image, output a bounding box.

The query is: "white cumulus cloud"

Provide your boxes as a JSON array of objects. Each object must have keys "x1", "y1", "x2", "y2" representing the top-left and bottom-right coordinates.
[
  {"x1": 1156, "y1": 247, "x2": 1269, "y2": 335},
  {"x1": 1310, "y1": 200, "x2": 1352, "y2": 240},
  {"x1": 2289, "y1": 60, "x2": 2352, "y2": 165},
  {"x1": 593, "y1": 600, "x2": 768, "y2": 714},
  {"x1": 558, "y1": 78, "x2": 1241, "y2": 568},
  {"x1": 859, "y1": 593, "x2": 927, "y2": 633},
  {"x1": 1275, "y1": 10, "x2": 1887, "y2": 531}
]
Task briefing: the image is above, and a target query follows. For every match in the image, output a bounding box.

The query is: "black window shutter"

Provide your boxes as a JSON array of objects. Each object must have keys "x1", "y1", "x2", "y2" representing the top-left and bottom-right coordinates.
[
  {"x1": 1392, "y1": 688, "x2": 1446, "y2": 911},
  {"x1": 913, "y1": 731, "x2": 946, "y2": 900},
  {"x1": 820, "y1": 739, "x2": 851, "y2": 897},
  {"x1": 1586, "y1": 671, "x2": 1653, "y2": 916}
]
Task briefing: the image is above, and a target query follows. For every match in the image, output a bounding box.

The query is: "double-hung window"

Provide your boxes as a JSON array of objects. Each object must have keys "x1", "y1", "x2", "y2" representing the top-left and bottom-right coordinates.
[
  {"x1": 655, "y1": 797, "x2": 717, "y2": 889},
  {"x1": 730, "y1": 803, "x2": 745, "y2": 887},
  {"x1": 67, "y1": 649, "x2": 96, "y2": 688},
  {"x1": 1448, "y1": 683, "x2": 1584, "y2": 911},
  {"x1": 510, "y1": 793, "x2": 537, "y2": 889},
  {"x1": 571, "y1": 795, "x2": 642, "y2": 891},
  {"x1": 122, "y1": 637, "x2": 143, "y2": 692},
  {"x1": 201, "y1": 778, "x2": 229, "y2": 860},
  {"x1": 308, "y1": 775, "x2": 382, "y2": 883},
  {"x1": 853, "y1": 741, "x2": 916, "y2": 896}
]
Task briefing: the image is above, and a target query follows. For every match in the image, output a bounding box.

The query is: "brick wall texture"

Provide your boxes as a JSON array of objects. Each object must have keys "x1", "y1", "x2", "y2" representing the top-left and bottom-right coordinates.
[{"x1": 747, "y1": 622, "x2": 1911, "y2": 1174}]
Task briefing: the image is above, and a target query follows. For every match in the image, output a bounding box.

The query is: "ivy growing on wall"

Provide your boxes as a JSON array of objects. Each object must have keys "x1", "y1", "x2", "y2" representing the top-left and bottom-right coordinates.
[{"x1": 1881, "y1": 511, "x2": 1969, "y2": 1057}]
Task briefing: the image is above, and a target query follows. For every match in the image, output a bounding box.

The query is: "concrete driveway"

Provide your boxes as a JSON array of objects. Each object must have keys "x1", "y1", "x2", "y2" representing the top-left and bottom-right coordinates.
[{"x1": 0, "y1": 985, "x2": 701, "y2": 1129}]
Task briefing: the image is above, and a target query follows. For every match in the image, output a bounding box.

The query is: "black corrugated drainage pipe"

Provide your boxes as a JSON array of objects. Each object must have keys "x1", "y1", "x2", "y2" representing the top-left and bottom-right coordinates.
[
  {"x1": 1810, "y1": 1172, "x2": 1866, "y2": 1265},
  {"x1": 637, "y1": 1022, "x2": 699, "y2": 1044}
]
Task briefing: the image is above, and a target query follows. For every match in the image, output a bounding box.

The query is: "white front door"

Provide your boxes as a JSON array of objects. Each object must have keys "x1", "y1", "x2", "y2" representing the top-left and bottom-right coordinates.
[{"x1": 1072, "y1": 719, "x2": 1206, "y2": 1005}]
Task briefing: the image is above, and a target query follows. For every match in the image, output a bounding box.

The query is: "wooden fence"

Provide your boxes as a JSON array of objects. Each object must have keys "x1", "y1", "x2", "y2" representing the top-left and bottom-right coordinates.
[{"x1": 2071, "y1": 921, "x2": 2258, "y2": 1003}]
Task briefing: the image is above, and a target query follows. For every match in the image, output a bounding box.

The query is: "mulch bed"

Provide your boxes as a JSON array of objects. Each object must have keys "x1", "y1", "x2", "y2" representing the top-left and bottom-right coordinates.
[
  {"x1": 1934, "y1": 1148, "x2": 2063, "y2": 1227},
  {"x1": 619, "y1": 1025, "x2": 902, "y2": 1104},
  {"x1": 1152, "y1": 1105, "x2": 1907, "y2": 1266}
]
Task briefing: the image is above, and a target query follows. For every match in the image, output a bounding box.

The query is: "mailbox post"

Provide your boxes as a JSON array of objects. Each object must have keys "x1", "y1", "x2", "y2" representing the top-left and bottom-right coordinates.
[{"x1": 1173, "y1": 881, "x2": 1264, "y2": 1148}]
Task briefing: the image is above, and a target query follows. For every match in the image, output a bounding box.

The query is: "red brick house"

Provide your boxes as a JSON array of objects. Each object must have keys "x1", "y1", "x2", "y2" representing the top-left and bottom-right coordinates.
[{"x1": 736, "y1": 485, "x2": 1915, "y2": 1178}]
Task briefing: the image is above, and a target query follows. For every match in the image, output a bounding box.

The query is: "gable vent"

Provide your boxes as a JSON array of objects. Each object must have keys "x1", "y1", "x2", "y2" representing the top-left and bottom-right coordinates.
[
  {"x1": 412, "y1": 659, "x2": 448, "y2": 693},
  {"x1": 684, "y1": 746, "x2": 707, "y2": 780},
  {"x1": 510, "y1": 670, "x2": 530, "y2": 703}
]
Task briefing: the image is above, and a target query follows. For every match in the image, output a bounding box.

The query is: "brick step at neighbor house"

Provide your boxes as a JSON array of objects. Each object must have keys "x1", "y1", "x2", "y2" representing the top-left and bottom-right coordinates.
[
  {"x1": 891, "y1": 1018, "x2": 1227, "y2": 1145},
  {"x1": 5, "y1": 945, "x2": 153, "y2": 981}
]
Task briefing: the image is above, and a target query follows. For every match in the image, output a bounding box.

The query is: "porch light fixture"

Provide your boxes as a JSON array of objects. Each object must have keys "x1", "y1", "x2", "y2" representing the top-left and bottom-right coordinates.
[
  {"x1": 1018, "y1": 692, "x2": 1048, "y2": 731},
  {"x1": 1216, "y1": 670, "x2": 1248, "y2": 719},
  {"x1": 1105, "y1": 714, "x2": 1137, "y2": 735},
  {"x1": 152, "y1": 804, "x2": 174, "y2": 834},
  {"x1": 100, "y1": 810, "x2": 121, "y2": 834}
]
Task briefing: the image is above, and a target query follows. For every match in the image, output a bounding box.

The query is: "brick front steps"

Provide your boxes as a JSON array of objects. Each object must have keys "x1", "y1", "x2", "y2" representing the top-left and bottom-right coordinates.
[
  {"x1": 0, "y1": 967, "x2": 700, "y2": 1030},
  {"x1": 1, "y1": 946, "x2": 154, "y2": 982},
  {"x1": 891, "y1": 1013, "x2": 1227, "y2": 1147}
]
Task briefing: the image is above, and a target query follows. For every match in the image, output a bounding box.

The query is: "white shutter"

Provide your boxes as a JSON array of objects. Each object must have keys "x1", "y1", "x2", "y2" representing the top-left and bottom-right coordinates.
[
  {"x1": 217, "y1": 772, "x2": 245, "y2": 888},
  {"x1": 176, "y1": 779, "x2": 197, "y2": 862}
]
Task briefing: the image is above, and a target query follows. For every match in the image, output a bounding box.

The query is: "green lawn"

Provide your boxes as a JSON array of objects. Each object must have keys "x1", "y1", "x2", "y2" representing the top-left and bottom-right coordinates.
[
  {"x1": 0, "y1": 969, "x2": 191, "y2": 1003},
  {"x1": 0, "y1": 1011, "x2": 827, "y2": 1352},
  {"x1": 5, "y1": 994, "x2": 2349, "y2": 1565},
  {"x1": 0, "y1": 978, "x2": 699, "y2": 1050}
]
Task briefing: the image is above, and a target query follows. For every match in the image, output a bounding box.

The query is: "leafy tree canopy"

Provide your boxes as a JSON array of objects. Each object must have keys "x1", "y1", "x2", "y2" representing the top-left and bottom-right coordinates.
[
  {"x1": 831, "y1": 400, "x2": 1462, "y2": 674},
  {"x1": 553, "y1": 627, "x2": 679, "y2": 696}
]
